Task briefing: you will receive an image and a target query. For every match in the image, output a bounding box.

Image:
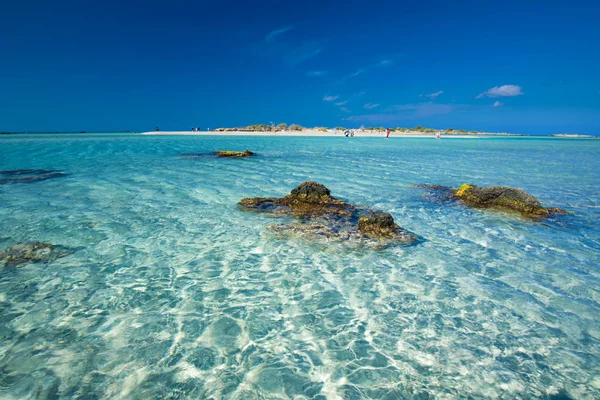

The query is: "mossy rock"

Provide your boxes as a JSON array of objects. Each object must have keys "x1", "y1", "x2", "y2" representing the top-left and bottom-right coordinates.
[
  {"x1": 215, "y1": 150, "x2": 255, "y2": 158},
  {"x1": 289, "y1": 181, "x2": 331, "y2": 199},
  {"x1": 358, "y1": 212, "x2": 400, "y2": 237},
  {"x1": 238, "y1": 181, "x2": 355, "y2": 218},
  {"x1": 453, "y1": 184, "x2": 567, "y2": 218},
  {"x1": 240, "y1": 182, "x2": 417, "y2": 248}
]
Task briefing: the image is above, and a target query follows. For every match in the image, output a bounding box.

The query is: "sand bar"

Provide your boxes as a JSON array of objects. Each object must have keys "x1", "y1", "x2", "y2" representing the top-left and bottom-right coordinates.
[{"x1": 141, "y1": 130, "x2": 489, "y2": 138}]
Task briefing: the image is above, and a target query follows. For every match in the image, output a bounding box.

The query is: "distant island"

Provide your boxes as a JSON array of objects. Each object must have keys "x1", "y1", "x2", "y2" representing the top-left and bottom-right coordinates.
[{"x1": 210, "y1": 124, "x2": 523, "y2": 136}]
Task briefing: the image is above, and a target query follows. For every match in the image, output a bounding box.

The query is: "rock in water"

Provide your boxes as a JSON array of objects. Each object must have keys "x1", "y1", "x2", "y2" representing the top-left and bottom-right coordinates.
[
  {"x1": 412, "y1": 184, "x2": 455, "y2": 204},
  {"x1": 0, "y1": 242, "x2": 73, "y2": 267},
  {"x1": 239, "y1": 181, "x2": 355, "y2": 218},
  {"x1": 358, "y1": 212, "x2": 399, "y2": 237},
  {"x1": 241, "y1": 181, "x2": 417, "y2": 248},
  {"x1": 267, "y1": 220, "x2": 416, "y2": 248},
  {"x1": 454, "y1": 184, "x2": 567, "y2": 218},
  {"x1": 215, "y1": 150, "x2": 255, "y2": 158},
  {"x1": 289, "y1": 181, "x2": 331, "y2": 199},
  {"x1": 0, "y1": 169, "x2": 67, "y2": 185},
  {"x1": 237, "y1": 197, "x2": 282, "y2": 213}
]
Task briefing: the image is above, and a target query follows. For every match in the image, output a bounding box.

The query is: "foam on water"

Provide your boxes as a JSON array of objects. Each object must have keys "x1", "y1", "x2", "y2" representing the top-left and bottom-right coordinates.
[{"x1": 0, "y1": 134, "x2": 599, "y2": 399}]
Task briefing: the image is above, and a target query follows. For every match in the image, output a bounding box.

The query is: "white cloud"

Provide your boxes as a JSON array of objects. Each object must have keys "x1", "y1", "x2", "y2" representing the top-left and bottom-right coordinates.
[
  {"x1": 477, "y1": 85, "x2": 523, "y2": 98},
  {"x1": 340, "y1": 107, "x2": 351, "y2": 113},
  {"x1": 364, "y1": 103, "x2": 380, "y2": 109},
  {"x1": 323, "y1": 95, "x2": 340, "y2": 102},
  {"x1": 425, "y1": 90, "x2": 444, "y2": 100},
  {"x1": 335, "y1": 100, "x2": 348, "y2": 106},
  {"x1": 493, "y1": 101, "x2": 503, "y2": 107},
  {"x1": 307, "y1": 71, "x2": 327, "y2": 77},
  {"x1": 265, "y1": 26, "x2": 293, "y2": 42}
]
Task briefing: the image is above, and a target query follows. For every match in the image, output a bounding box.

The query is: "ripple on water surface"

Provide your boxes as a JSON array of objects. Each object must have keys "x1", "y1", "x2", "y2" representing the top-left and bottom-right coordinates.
[{"x1": 0, "y1": 134, "x2": 599, "y2": 399}]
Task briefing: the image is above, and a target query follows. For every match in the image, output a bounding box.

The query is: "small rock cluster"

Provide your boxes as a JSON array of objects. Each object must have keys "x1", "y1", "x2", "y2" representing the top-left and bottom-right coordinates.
[{"x1": 239, "y1": 181, "x2": 417, "y2": 248}]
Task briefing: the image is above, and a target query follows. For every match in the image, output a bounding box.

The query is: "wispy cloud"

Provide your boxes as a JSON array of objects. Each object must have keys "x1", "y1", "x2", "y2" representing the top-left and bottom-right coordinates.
[
  {"x1": 265, "y1": 25, "x2": 293, "y2": 42},
  {"x1": 340, "y1": 107, "x2": 351, "y2": 113},
  {"x1": 254, "y1": 25, "x2": 323, "y2": 66},
  {"x1": 364, "y1": 103, "x2": 380, "y2": 109},
  {"x1": 477, "y1": 85, "x2": 523, "y2": 98},
  {"x1": 424, "y1": 90, "x2": 444, "y2": 100},
  {"x1": 493, "y1": 101, "x2": 503, "y2": 107},
  {"x1": 307, "y1": 71, "x2": 327, "y2": 77},
  {"x1": 284, "y1": 42, "x2": 323, "y2": 65},
  {"x1": 346, "y1": 102, "x2": 459, "y2": 123},
  {"x1": 388, "y1": 102, "x2": 454, "y2": 117},
  {"x1": 325, "y1": 92, "x2": 364, "y2": 105},
  {"x1": 339, "y1": 68, "x2": 366, "y2": 83},
  {"x1": 338, "y1": 59, "x2": 394, "y2": 83}
]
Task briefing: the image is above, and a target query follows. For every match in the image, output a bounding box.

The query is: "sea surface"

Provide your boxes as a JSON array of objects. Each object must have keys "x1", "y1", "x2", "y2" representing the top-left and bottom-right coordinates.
[{"x1": 0, "y1": 134, "x2": 599, "y2": 399}]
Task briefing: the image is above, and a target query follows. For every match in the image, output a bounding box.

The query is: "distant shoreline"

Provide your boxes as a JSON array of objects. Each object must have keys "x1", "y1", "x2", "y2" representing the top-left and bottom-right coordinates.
[
  {"x1": 1, "y1": 130, "x2": 597, "y2": 138},
  {"x1": 141, "y1": 130, "x2": 516, "y2": 138}
]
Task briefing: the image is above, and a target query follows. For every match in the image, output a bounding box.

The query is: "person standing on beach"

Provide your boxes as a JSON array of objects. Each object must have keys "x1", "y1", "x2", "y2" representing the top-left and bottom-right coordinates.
[{"x1": 386, "y1": 128, "x2": 390, "y2": 139}]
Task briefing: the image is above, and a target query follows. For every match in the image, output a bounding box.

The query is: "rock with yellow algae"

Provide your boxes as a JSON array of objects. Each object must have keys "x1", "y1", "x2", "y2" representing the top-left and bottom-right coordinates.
[{"x1": 215, "y1": 150, "x2": 255, "y2": 158}]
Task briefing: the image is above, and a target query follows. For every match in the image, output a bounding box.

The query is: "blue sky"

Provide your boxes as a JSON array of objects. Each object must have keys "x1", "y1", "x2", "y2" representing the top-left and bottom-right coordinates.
[{"x1": 1, "y1": 0, "x2": 599, "y2": 134}]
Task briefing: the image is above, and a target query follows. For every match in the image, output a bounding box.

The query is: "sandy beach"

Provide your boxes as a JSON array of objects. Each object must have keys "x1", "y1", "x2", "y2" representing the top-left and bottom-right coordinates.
[{"x1": 141, "y1": 130, "x2": 486, "y2": 138}]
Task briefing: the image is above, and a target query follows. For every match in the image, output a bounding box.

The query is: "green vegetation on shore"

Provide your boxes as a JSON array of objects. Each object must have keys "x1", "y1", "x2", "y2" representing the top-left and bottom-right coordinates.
[{"x1": 213, "y1": 123, "x2": 517, "y2": 135}]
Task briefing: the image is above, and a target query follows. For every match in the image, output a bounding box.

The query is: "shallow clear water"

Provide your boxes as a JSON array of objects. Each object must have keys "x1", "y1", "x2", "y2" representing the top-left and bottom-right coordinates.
[{"x1": 0, "y1": 134, "x2": 599, "y2": 399}]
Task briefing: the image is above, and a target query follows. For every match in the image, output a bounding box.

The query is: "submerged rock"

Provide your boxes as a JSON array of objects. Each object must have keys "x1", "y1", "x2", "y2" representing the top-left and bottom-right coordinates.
[
  {"x1": 0, "y1": 241, "x2": 73, "y2": 267},
  {"x1": 180, "y1": 152, "x2": 210, "y2": 159},
  {"x1": 267, "y1": 221, "x2": 416, "y2": 249},
  {"x1": 415, "y1": 183, "x2": 569, "y2": 218},
  {"x1": 215, "y1": 150, "x2": 255, "y2": 158},
  {"x1": 454, "y1": 184, "x2": 568, "y2": 218},
  {"x1": 240, "y1": 181, "x2": 417, "y2": 248},
  {"x1": 0, "y1": 169, "x2": 67, "y2": 185},
  {"x1": 412, "y1": 184, "x2": 455, "y2": 204}
]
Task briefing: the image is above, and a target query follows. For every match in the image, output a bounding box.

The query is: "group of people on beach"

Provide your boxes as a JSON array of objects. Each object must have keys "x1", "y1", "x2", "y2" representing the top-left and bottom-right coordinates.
[
  {"x1": 344, "y1": 128, "x2": 392, "y2": 138},
  {"x1": 346, "y1": 128, "x2": 440, "y2": 139},
  {"x1": 191, "y1": 127, "x2": 201, "y2": 132}
]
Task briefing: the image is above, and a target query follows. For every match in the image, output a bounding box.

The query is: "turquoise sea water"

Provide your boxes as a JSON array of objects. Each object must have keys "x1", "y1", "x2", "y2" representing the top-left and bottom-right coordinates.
[{"x1": 1, "y1": 134, "x2": 599, "y2": 399}]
